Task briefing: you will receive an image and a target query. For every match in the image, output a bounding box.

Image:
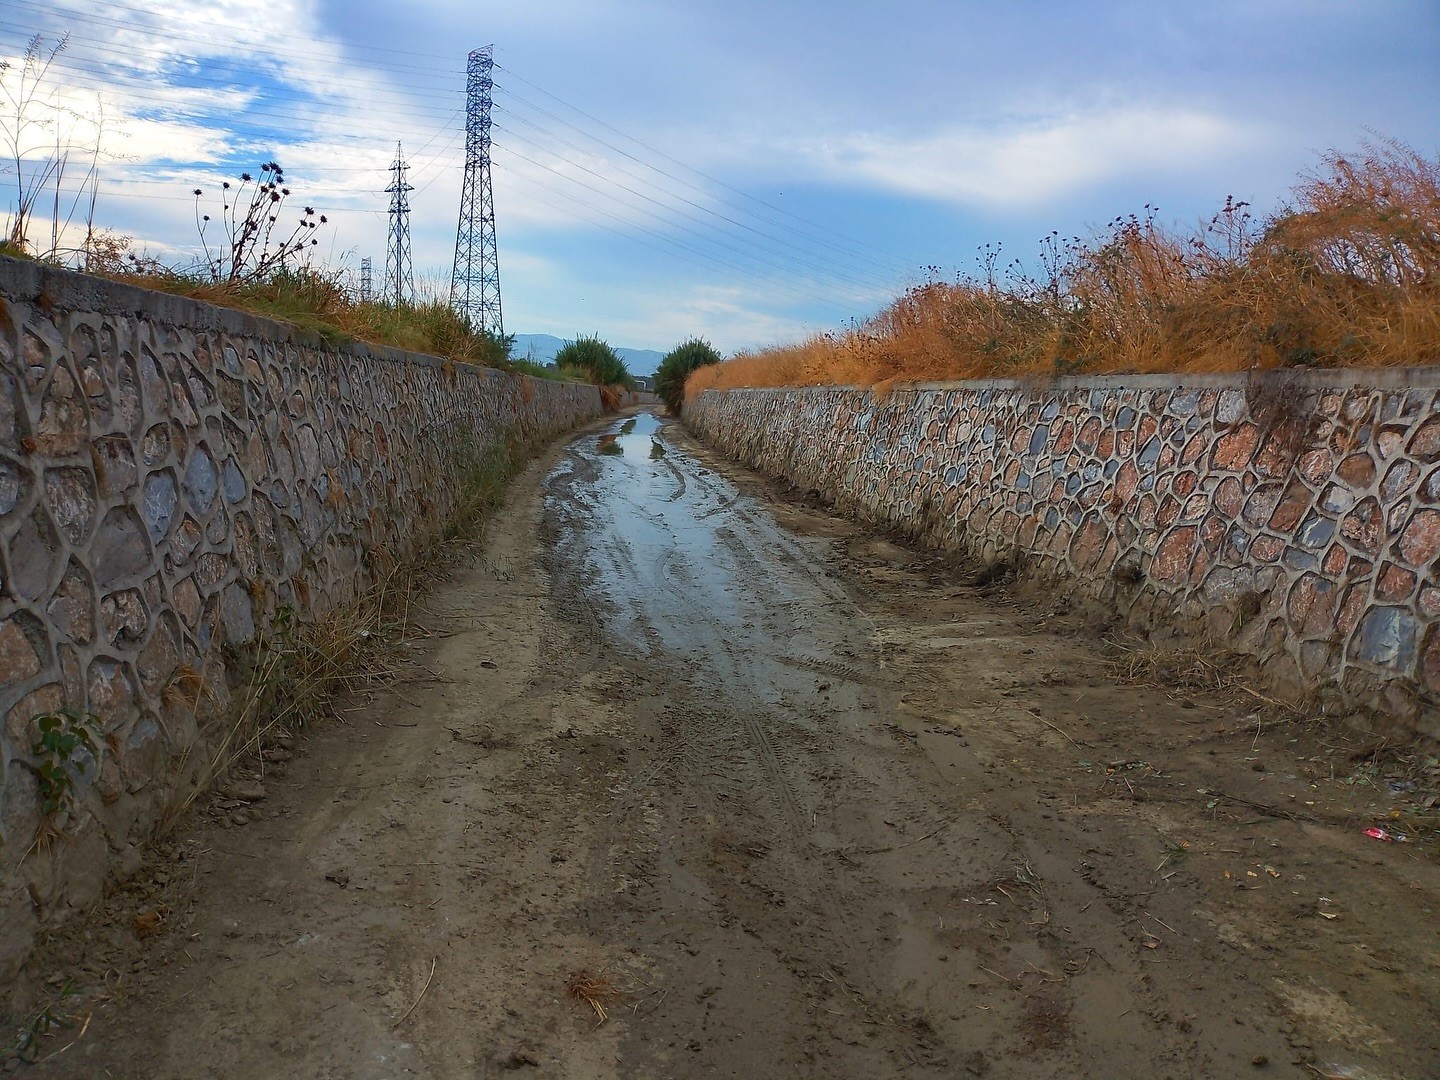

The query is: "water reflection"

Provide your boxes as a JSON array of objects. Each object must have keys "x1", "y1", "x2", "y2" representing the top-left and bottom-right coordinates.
[{"x1": 596, "y1": 411, "x2": 663, "y2": 458}]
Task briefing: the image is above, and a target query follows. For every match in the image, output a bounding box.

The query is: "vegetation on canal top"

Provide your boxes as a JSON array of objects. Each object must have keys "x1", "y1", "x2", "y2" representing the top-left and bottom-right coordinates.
[
  {"x1": 687, "y1": 139, "x2": 1440, "y2": 399},
  {"x1": 654, "y1": 337, "x2": 722, "y2": 413},
  {"x1": 552, "y1": 335, "x2": 636, "y2": 392}
]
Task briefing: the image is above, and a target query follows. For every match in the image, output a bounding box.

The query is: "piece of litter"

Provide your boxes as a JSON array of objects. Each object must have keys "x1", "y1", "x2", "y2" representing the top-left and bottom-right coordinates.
[{"x1": 1362, "y1": 827, "x2": 1394, "y2": 842}]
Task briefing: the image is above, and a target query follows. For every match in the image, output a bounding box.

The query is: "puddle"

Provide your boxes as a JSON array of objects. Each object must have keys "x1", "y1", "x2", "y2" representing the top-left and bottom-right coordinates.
[{"x1": 596, "y1": 411, "x2": 662, "y2": 458}]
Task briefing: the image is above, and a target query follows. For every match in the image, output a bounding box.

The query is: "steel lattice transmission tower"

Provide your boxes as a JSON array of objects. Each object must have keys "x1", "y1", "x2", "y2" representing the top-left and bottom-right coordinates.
[
  {"x1": 450, "y1": 45, "x2": 503, "y2": 335},
  {"x1": 385, "y1": 142, "x2": 414, "y2": 305},
  {"x1": 359, "y1": 256, "x2": 373, "y2": 303}
]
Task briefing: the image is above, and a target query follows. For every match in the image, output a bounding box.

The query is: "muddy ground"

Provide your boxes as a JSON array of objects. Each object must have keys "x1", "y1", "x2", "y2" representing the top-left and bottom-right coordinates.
[{"x1": 11, "y1": 410, "x2": 1440, "y2": 1078}]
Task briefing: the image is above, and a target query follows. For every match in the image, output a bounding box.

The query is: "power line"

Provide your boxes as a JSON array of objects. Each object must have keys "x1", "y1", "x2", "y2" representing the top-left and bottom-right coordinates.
[
  {"x1": 494, "y1": 62, "x2": 911, "y2": 274},
  {"x1": 3, "y1": 18, "x2": 908, "y2": 282},
  {"x1": 3, "y1": 13, "x2": 910, "y2": 331},
  {"x1": 492, "y1": 134, "x2": 881, "y2": 299},
  {"x1": 501, "y1": 174, "x2": 865, "y2": 319},
  {"x1": 3, "y1": 26, "x2": 911, "y2": 288},
  {"x1": 495, "y1": 85, "x2": 911, "y2": 280},
  {"x1": 494, "y1": 107, "x2": 887, "y2": 294}
]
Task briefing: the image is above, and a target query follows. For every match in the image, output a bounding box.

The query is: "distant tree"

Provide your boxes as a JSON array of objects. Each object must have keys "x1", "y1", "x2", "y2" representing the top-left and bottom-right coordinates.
[
  {"x1": 553, "y1": 334, "x2": 634, "y2": 389},
  {"x1": 654, "y1": 337, "x2": 723, "y2": 413}
]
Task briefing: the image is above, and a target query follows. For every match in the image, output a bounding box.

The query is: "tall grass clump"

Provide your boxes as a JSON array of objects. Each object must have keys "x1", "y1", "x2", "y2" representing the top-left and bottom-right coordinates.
[
  {"x1": 654, "y1": 337, "x2": 722, "y2": 413},
  {"x1": 688, "y1": 139, "x2": 1440, "y2": 399},
  {"x1": 553, "y1": 334, "x2": 635, "y2": 397}
]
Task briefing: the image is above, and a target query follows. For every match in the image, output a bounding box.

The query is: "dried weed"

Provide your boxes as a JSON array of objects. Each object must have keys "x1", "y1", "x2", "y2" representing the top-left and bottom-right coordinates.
[
  {"x1": 687, "y1": 139, "x2": 1440, "y2": 397},
  {"x1": 565, "y1": 970, "x2": 625, "y2": 1024}
]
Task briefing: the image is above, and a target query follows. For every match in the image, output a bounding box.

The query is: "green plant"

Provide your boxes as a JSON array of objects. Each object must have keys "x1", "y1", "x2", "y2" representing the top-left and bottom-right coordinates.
[
  {"x1": 13, "y1": 979, "x2": 80, "y2": 1063},
  {"x1": 507, "y1": 356, "x2": 575, "y2": 381},
  {"x1": 162, "y1": 427, "x2": 535, "y2": 833},
  {"x1": 654, "y1": 337, "x2": 722, "y2": 412},
  {"x1": 553, "y1": 334, "x2": 634, "y2": 390},
  {"x1": 27, "y1": 708, "x2": 98, "y2": 816}
]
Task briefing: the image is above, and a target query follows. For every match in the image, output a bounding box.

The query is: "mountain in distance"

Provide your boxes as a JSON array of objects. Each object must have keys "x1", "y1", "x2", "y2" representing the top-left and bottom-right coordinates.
[{"x1": 512, "y1": 333, "x2": 666, "y2": 377}]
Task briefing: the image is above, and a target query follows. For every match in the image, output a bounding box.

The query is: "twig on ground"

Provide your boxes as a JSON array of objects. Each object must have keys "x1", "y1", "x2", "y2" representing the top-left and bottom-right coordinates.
[
  {"x1": 395, "y1": 957, "x2": 437, "y2": 1026},
  {"x1": 1026, "y1": 708, "x2": 1084, "y2": 748},
  {"x1": 857, "y1": 818, "x2": 957, "y2": 855},
  {"x1": 1143, "y1": 910, "x2": 1179, "y2": 935}
]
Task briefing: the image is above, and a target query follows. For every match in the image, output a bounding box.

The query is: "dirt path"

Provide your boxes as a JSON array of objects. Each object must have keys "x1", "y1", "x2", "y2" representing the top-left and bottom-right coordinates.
[{"x1": 22, "y1": 410, "x2": 1440, "y2": 1078}]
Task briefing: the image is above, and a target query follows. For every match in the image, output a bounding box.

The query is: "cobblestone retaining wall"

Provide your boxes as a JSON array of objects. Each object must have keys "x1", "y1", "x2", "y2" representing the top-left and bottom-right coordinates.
[
  {"x1": 686, "y1": 371, "x2": 1440, "y2": 740},
  {"x1": 0, "y1": 256, "x2": 603, "y2": 981}
]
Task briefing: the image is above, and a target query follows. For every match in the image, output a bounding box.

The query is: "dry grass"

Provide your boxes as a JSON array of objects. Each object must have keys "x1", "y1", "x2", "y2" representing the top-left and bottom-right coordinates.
[
  {"x1": 1103, "y1": 638, "x2": 1246, "y2": 695},
  {"x1": 565, "y1": 970, "x2": 625, "y2": 1023},
  {"x1": 1102, "y1": 635, "x2": 1310, "y2": 719},
  {"x1": 108, "y1": 267, "x2": 521, "y2": 370},
  {"x1": 159, "y1": 433, "x2": 530, "y2": 832},
  {"x1": 689, "y1": 139, "x2": 1440, "y2": 397}
]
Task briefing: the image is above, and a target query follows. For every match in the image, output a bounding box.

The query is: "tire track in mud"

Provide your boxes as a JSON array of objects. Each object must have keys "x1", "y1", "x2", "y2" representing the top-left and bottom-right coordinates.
[
  {"x1": 655, "y1": 511, "x2": 853, "y2": 845},
  {"x1": 651, "y1": 533, "x2": 812, "y2": 841},
  {"x1": 553, "y1": 418, "x2": 898, "y2": 858},
  {"x1": 544, "y1": 413, "x2": 977, "y2": 1073},
  {"x1": 659, "y1": 455, "x2": 687, "y2": 501},
  {"x1": 774, "y1": 652, "x2": 907, "y2": 691},
  {"x1": 738, "y1": 710, "x2": 809, "y2": 835}
]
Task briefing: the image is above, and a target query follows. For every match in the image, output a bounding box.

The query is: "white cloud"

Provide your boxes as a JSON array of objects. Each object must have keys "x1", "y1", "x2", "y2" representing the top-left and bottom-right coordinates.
[{"x1": 804, "y1": 106, "x2": 1262, "y2": 207}]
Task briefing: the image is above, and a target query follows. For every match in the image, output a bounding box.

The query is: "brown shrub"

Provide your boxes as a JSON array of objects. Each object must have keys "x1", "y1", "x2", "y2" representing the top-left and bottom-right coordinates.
[{"x1": 688, "y1": 139, "x2": 1440, "y2": 398}]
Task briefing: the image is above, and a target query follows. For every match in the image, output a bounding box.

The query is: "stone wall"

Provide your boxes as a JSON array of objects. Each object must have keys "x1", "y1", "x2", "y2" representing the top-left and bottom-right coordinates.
[
  {"x1": 685, "y1": 371, "x2": 1440, "y2": 740},
  {"x1": 0, "y1": 256, "x2": 603, "y2": 981}
]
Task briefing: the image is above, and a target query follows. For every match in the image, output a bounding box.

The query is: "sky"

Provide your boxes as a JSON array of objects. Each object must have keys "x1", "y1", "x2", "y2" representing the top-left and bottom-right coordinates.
[{"x1": 1, "y1": 0, "x2": 1436, "y2": 359}]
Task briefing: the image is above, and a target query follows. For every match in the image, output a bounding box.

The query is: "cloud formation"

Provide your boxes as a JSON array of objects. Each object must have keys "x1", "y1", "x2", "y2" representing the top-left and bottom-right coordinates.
[{"x1": 808, "y1": 106, "x2": 1260, "y2": 208}]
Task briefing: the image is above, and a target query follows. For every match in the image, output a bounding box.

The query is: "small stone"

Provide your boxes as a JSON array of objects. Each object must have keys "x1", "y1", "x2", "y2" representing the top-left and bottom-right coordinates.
[
  {"x1": 1213, "y1": 422, "x2": 1259, "y2": 469},
  {"x1": 0, "y1": 615, "x2": 42, "y2": 683},
  {"x1": 222, "y1": 780, "x2": 267, "y2": 803},
  {"x1": 94, "y1": 506, "x2": 152, "y2": 585},
  {"x1": 1398, "y1": 508, "x2": 1440, "y2": 567},
  {"x1": 184, "y1": 445, "x2": 219, "y2": 509},
  {"x1": 496, "y1": 1050, "x2": 539, "y2": 1070},
  {"x1": 141, "y1": 469, "x2": 179, "y2": 541}
]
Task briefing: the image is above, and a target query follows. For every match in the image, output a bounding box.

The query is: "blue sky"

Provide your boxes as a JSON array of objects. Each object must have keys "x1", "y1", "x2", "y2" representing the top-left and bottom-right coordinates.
[{"x1": 1, "y1": 0, "x2": 1436, "y2": 355}]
